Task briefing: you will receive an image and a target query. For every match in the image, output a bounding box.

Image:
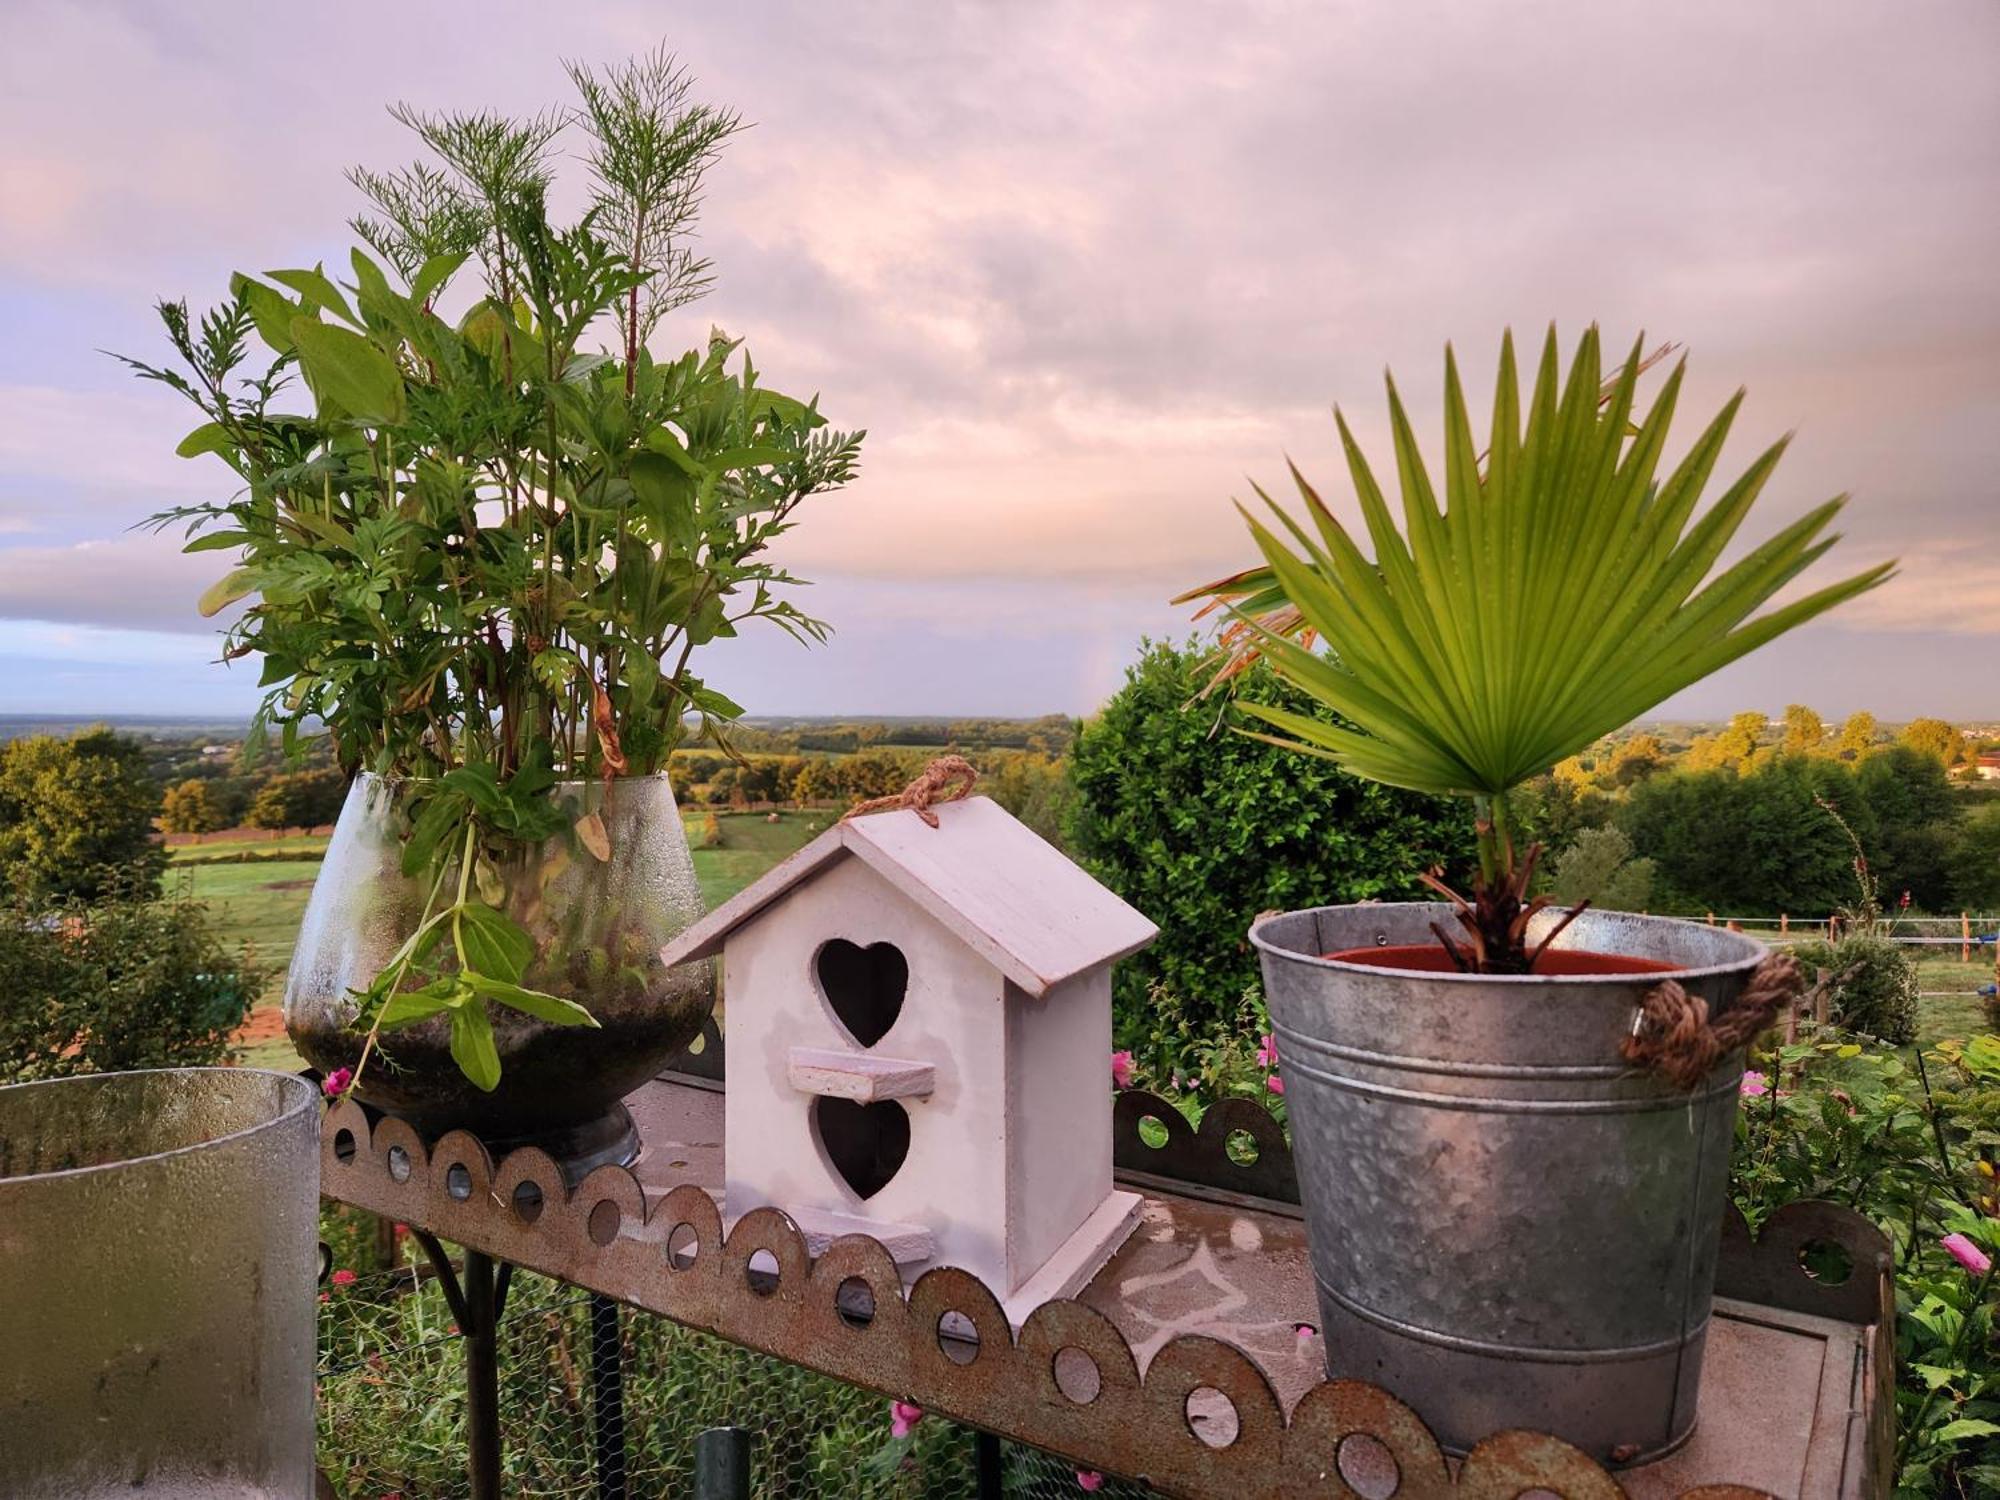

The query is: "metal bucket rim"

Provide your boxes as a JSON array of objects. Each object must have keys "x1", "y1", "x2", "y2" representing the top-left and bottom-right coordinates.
[
  {"x1": 1249, "y1": 901, "x2": 1768, "y2": 985},
  {"x1": 0, "y1": 1067, "x2": 318, "y2": 1187}
]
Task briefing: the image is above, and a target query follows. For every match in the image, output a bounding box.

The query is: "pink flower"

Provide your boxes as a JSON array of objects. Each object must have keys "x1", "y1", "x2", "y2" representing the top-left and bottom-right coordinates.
[
  {"x1": 1110, "y1": 1050, "x2": 1135, "y2": 1089},
  {"x1": 890, "y1": 1399, "x2": 924, "y2": 1438},
  {"x1": 331, "y1": 1268, "x2": 356, "y2": 1287},
  {"x1": 1256, "y1": 1033, "x2": 1279, "y2": 1069},
  {"x1": 1739, "y1": 1070, "x2": 1769, "y2": 1098},
  {"x1": 322, "y1": 1067, "x2": 354, "y2": 1099},
  {"x1": 1077, "y1": 1472, "x2": 1105, "y2": 1493},
  {"x1": 1942, "y1": 1233, "x2": 1992, "y2": 1276},
  {"x1": 1266, "y1": 1075, "x2": 1285, "y2": 1096}
]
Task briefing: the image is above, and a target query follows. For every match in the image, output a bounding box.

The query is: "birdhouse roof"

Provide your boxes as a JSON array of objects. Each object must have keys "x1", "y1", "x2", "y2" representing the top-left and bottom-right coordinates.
[{"x1": 658, "y1": 796, "x2": 1157, "y2": 998}]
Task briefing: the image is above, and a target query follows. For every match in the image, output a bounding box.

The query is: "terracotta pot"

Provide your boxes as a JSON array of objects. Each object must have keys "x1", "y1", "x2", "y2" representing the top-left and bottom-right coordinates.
[{"x1": 285, "y1": 772, "x2": 714, "y2": 1177}]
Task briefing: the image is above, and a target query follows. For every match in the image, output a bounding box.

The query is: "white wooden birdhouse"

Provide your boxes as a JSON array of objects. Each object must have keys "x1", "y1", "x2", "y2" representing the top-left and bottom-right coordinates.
[{"x1": 658, "y1": 795, "x2": 1157, "y2": 1325}]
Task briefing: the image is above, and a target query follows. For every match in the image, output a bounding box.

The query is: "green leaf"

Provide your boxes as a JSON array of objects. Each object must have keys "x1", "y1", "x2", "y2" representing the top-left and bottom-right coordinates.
[
  {"x1": 629, "y1": 451, "x2": 696, "y2": 546},
  {"x1": 412, "y1": 251, "x2": 468, "y2": 306},
  {"x1": 400, "y1": 795, "x2": 463, "y2": 879},
  {"x1": 184, "y1": 529, "x2": 252, "y2": 554},
  {"x1": 1934, "y1": 1418, "x2": 2000, "y2": 1443},
  {"x1": 176, "y1": 421, "x2": 234, "y2": 459},
  {"x1": 290, "y1": 319, "x2": 407, "y2": 426},
  {"x1": 689, "y1": 684, "x2": 745, "y2": 719},
  {"x1": 531, "y1": 647, "x2": 581, "y2": 692},
  {"x1": 449, "y1": 1003, "x2": 503, "y2": 1092},
  {"x1": 198, "y1": 568, "x2": 259, "y2": 618},
  {"x1": 376, "y1": 978, "x2": 469, "y2": 1030},
  {"x1": 466, "y1": 973, "x2": 600, "y2": 1028},
  {"x1": 455, "y1": 902, "x2": 534, "y2": 984},
  {"x1": 266, "y1": 266, "x2": 360, "y2": 326}
]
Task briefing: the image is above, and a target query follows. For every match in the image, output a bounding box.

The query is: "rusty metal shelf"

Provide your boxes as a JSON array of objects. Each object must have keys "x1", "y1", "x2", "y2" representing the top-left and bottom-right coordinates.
[{"x1": 320, "y1": 1076, "x2": 1892, "y2": 1499}]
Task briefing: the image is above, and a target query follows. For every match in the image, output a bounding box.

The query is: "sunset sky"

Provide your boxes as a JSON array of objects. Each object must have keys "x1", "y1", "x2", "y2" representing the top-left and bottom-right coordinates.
[{"x1": 2, "y1": 1, "x2": 1995, "y2": 719}]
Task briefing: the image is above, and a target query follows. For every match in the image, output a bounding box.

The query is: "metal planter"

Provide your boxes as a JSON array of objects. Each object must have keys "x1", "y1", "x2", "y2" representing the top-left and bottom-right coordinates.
[
  {"x1": 0, "y1": 1068, "x2": 319, "y2": 1497},
  {"x1": 1251, "y1": 903, "x2": 1766, "y2": 1464}
]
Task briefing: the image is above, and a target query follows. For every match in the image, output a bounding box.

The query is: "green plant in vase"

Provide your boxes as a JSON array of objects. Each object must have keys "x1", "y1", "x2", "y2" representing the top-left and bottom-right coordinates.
[
  {"x1": 126, "y1": 50, "x2": 863, "y2": 1128},
  {"x1": 1183, "y1": 326, "x2": 1892, "y2": 972}
]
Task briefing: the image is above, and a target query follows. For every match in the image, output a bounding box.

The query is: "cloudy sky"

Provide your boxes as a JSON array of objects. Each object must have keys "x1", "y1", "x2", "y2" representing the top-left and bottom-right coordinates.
[{"x1": 2, "y1": 1, "x2": 1995, "y2": 721}]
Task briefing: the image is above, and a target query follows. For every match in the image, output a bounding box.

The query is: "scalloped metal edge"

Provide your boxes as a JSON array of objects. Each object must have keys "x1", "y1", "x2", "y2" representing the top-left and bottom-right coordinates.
[{"x1": 320, "y1": 1100, "x2": 1823, "y2": 1499}]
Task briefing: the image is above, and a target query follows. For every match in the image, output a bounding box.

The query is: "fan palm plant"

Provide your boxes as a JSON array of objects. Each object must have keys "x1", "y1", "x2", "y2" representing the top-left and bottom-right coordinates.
[{"x1": 1180, "y1": 326, "x2": 1893, "y2": 973}]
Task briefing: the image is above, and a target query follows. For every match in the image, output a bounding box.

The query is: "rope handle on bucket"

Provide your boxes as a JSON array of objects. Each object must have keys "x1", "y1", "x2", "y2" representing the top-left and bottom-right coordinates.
[
  {"x1": 1621, "y1": 952, "x2": 1804, "y2": 1091},
  {"x1": 842, "y1": 755, "x2": 979, "y2": 828}
]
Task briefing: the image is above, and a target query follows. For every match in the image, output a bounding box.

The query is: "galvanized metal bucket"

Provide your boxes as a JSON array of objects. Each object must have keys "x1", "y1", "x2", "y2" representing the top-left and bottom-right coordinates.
[{"x1": 1251, "y1": 903, "x2": 1766, "y2": 1464}]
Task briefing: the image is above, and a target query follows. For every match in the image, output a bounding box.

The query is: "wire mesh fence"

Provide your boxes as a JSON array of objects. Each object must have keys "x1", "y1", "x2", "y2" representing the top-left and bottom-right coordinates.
[{"x1": 317, "y1": 1218, "x2": 1158, "y2": 1499}]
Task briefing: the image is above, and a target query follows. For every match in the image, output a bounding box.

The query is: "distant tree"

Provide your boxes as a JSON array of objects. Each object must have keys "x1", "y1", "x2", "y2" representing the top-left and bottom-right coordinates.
[
  {"x1": 1621, "y1": 756, "x2": 1867, "y2": 915},
  {"x1": 1069, "y1": 638, "x2": 1465, "y2": 1037},
  {"x1": 1781, "y1": 704, "x2": 1827, "y2": 756},
  {"x1": 1608, "y1": 734, "x2": 1666, "y2": 786},
  {"x1": 1900, "y1": 717, "x2": 1968, "y2": 767},
  {"x1": 1546, "y1": 826, "x2": 1656, "y2": 912},
  {"x1": 844, "y1": 751, "x2": 912, "y2": 801},
  {"x1": 0, "y1": 728, "x2": 164, "y2": 900},
  {"x1": 159, "y1": 778, "x2": 225, "y2": 835},
  {"x1": 1835, "y1": 711, "x2": 1880, "y2": 760},
  {"x1": 1681, "y1": 711, "x2": 1768, "y2": 773},
  {"x1": 248, "y1": 769, "x2": 347, "y2": 832},
  {"x1": 1953, "y1": 804, "x2": 2000, "y2": 911},
  {"x1": 791, "y1": 757, "x2": 849, "y2": 803},
  {"x1": 1854, "y1": 746, "x2": 1962, "y2": 909},
  {"x1": 981, "y1": 751, "x2": 1076, "y2": 850}
]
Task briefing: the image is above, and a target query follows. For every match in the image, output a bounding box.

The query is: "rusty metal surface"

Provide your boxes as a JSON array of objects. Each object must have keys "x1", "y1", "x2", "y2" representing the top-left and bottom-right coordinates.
[{"x1": 322, "y1": 1079, "x2": 1889, "y2": 1499}]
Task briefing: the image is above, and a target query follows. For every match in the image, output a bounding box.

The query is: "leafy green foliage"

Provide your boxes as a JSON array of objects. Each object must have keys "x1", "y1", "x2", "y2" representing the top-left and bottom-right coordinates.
[
  {"x1": 1181, "y1": 327, "x2": 1888, "y2": 965},
  {"x1": 1857, "y1": 746, "x2": 1962, "y2": 909},
  {"x1": 1543, "y1": 826, "x2": 1655, "y2": 911},
  {"x1": 1953, "y1": 805, "x2": 2000, "y2": 912},
  {"x1": 0, "y1": 874, "x2": 261, "y2": 1082},
  {"x1": 1792, "y1": 933, "x2": 1921, "y2": 1044},
  {"x1": 1068, "y1": 639, "x2": 1465, "y2": 1036},
  {"x1": 1733, "y1": 1031, "x2": 2000, "y2": 1496},
  {"x1": 0, "y1": 728, "x2": 165, "y2": 901},
  {"x1": 1619, "y1": 756, "x2": 1875, "y2": 915},
  {"x1": 248, "y1": 768, "x2": 347, "y2": 831},
  {"x1": 124, "y1": 54, "x2": 862, "y2": 1092},
  {"x1": 159, "y1": 778, "x2": 226, "y2": 835},
  {"x1": 1193, "y1": 327, "x2": 1892, "y2": 802}
]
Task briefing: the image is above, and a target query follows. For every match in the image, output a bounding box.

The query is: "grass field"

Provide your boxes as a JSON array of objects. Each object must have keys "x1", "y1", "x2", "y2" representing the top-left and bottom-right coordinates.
[{"x1": 176, "y1": 811, "x2": 825, "y2": 1072}]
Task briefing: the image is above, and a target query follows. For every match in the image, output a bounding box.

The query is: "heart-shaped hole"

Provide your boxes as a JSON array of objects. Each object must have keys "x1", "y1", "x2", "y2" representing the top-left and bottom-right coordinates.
[
  {"x1": 815, "y1": 938, "x2": 907, "y2": 1049},
  {"x1": 813, "y1": 1097, "x2": 910, "y2": 1202}
]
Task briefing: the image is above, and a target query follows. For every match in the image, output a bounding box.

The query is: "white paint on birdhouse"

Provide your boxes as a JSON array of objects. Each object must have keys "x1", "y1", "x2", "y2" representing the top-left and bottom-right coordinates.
[{"x1": 659, "y1": 796, "x2": 1156, "y2": 1325}]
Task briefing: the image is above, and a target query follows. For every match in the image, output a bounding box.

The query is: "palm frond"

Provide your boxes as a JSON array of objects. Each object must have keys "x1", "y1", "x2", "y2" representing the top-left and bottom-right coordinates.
[{"x1": 1185, "y1": 327, "x2": 1892, "y2": 799}]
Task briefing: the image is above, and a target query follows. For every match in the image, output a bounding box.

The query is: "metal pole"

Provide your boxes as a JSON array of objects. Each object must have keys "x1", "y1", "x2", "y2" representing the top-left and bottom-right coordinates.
[
  {"x1": 974, "y1": 1429, "x2": 1004, "y2": 1499},
  {"x1": 693, "y1": 1427, "x2": 751, "y2": 1500},
  {"x1": 589, "y1": 1294, "x2": 627, "y2": 1500},
  {"x1": 408, "y1": 1232, "x2": 503, "y2": 1500},
  {"x1": 464, "y1": 1250, "x2": 502, "y2": 1500}
]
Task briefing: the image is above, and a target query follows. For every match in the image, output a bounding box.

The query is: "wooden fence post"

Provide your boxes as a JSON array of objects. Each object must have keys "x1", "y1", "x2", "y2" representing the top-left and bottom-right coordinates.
[
  {"x1": 1779, "y1": 913, "x2": 1789, "y2": 937},
  {"x1": 1964, "y1": 911, "x2": 1972, "y2": 964}
]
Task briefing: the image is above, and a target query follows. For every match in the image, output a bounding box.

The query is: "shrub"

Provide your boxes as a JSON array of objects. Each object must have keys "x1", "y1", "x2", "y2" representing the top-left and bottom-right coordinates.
[
  {"x1": 1620, "y1": 755, "x2": 1872, "y2": 915},
  {"x1": 1544, "y1": 825, "x2": 1655, "y2": 912},
  {"x1": 0, "y1": 874, "x2": 262, "y2": 1082},
  {"x1": 1790, "y1": 933, "x2": 1920, "y2": 1044},
  {"x1": 1068, "y1": 638, "x2": 1465, "y2": 1038},
  {"x1": 248, "y1": 768, "x2": 348, "y2": 831},
  {"x1": 0, "y1": 727, "x2": 165, "y2": 901},
  {"x1": 160, "y1": 778, "x2": 226, "y2": 834}
]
